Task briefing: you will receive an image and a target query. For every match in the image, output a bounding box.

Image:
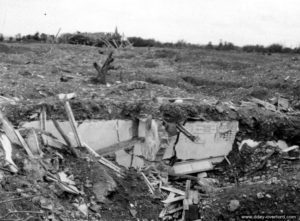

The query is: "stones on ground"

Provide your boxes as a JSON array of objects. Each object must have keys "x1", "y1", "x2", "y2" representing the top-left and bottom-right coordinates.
[
  {"x1": 74, "y1": 203, "x2": 88, "y2": 217},
  {"x1": 257, "y1": 192, "x2": 264, "y2": 199},
  {"x1": 238, "y1": 139, "x2": 260, "y2": 151},
  {"x1": 228, "y1": 200, "x2": 240, "y2": 212},
  {"x1": 277, "y1": 140, "x2": 288, "y2": 151},
  {"x1": 197, "y1": 172, "x2": 208, "y2": 179},
  {"x1": 23, "y1": 158, "x2": 47, "y2": 181},
  {"x1": 91, "y1": 164, "x2": 117, "y2": 203},
  {"x1": 197, "y1": 178, "x2": 218, "y2": 193}
]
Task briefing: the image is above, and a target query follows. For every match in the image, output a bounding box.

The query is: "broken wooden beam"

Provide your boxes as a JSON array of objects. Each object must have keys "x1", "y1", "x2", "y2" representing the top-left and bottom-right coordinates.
[
  {"x1": 0, "y1": 111, "x2": 35, "y2": 158},
  {"x1": 64, "y1": 101, "x2": 83, "y2": 147},
  {"x1": 0, "y1": 111, "x2": 22, "y2": 146},
  {"x1": 39, "y1": 105, "x2": 46, "y2": 131},
  {"x1": 52, "y1": 119, "x2": 79, "y2": 157},
  {"x1": 176, "y1": 123, "x2": 199, "y2": 143},
  {"x1": 160, "y1": 186, "x2": 185, "y2": 196},
  {"x1": 183, "y1": 180, "x2": 191, "y2": 210},
  {"x1": 96, "y1": 137, "x2": 145, "y2": 156},
  {"x1": 83, "y1": 143, "x2": 123, "y2": 175},
  {"x1": 15, "y1": 130, "x2": 35, "y2": 158},
  {"x1": 282, "y1": 145, "x2": 299, "y2": 153},
  {"x1": 141, "y1": 172, "x2": 155, "y2": 195}
]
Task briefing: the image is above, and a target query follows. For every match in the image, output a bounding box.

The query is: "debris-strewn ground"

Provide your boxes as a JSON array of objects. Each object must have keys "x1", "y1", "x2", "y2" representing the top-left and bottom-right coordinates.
[
  {"x1": 0, "y1": 127, "x2": 162, "y2": 220},
  {"x1": 201, "y1": 142, "x2": 300, "y2": 221},
  {"x1": 1, "y1": 42, "x2": 300, "y2": 220}
]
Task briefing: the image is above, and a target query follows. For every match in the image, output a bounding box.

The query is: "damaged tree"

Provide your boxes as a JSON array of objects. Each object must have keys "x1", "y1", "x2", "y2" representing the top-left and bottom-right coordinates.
[{"x1": 92, "y1": 51, "x2": 114, "y2": 84}]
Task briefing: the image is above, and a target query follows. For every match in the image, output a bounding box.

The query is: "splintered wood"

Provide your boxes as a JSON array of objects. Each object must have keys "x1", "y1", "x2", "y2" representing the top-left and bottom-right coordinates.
[{"x1": 160, "y1": 183, "x2": 201, "y2": 220}]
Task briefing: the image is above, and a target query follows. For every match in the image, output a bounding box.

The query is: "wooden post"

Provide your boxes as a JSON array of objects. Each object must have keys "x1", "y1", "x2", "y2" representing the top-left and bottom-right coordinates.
[
  {"x1": 39, "y1": 105, "x2": 46, "y2": 131},
  {"x1": 64, "y1": 101, "x2": 83, "y2": 147},
  {"x1": 52, "y1": 119, "x2": 79, "y2": 158}
]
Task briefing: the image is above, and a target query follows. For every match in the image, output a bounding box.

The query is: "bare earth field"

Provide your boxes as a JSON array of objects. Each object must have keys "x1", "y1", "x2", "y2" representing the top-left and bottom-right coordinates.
[{"x1": 0, "y1": 42, "x2": 299, "y2": 220}]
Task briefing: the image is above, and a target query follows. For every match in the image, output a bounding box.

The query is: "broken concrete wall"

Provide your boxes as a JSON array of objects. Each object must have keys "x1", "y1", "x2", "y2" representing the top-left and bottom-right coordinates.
[
  {"x1": 22, "y1": 120, "x2": 134, "y2": 150},
  {"x1": 164, "y1": 121, "x2": 238, "y2": 163},
  {"x1": 22, "y1": 119, "x2": 239, "y2": 169},
  {"x1": 22, "y1": 119, "x2": 160, "y2": 169}
]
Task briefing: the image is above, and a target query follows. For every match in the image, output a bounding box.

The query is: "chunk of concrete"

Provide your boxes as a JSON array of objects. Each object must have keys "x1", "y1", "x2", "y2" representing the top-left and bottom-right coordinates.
[
  {"x1": 277, "y1": 140, "x2": 288, "y2": 151},
  {"x1": 238, "y1": 139, "x2": 260, "y2": 151},
  {"x1": 175, "y1": 121, "x2": 238, "y2": 161},
  {"x1": 23, "y1": 120, "x2": 133, "y2": 151},
  {"x1": 115, "y1": 143, "x2": 145, "y2": 169},
  {"x1": 170, "y1": 159, "x2": 213, "y2": 175},
  {"x1": 22, "y1": 120, "x2": 77, "y2": 147}
]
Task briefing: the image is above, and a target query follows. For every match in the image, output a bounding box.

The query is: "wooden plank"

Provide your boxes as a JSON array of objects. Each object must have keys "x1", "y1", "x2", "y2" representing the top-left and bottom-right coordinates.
[
  {"x1": 64, "y1": 101, "x2": 83, "y2": 147},
  {"x1": 160, "y1": 186, "x2": 185, "y2": 196},
  {"x1": 83, "y1": 143, "x2": 122, "y2": 175},
  {"x1": 0, "y1": 111, "x2": 22, "y2": 146},
  {"x1": 170, "y1": 160, "x2": 213, "y2": 175},
  {"x1": 184, "y1": 180, "x2": 191, "y2": 210},
  {"x1": 282, "y1": 145, "x2": 299, "y2": 153},
  {"x1": 167, "y1": 206, "x2": 183, "y2": 214},
  {"x1": 159, "y1": 208, "x2": 167, "y2": 218},
  {"x1": 0, "y1": 133, "x2": 18, "y2": 173},
  {"x1": 39, "y1": 105, "x2": 46, "y2": 131},
  {"x1": 52, "y1": 119, "x2": 78, "y2": 157},
  {"x1": 0, "y1": 111, "x2": 34, "y2": 158},
  {"x1": 141, "y1": 172, "x2": 155, "y2": 195},
  {"x1": 96, "y1": 137, "x2": 144, "y2": 156},
  {"x1": 15, "y1": 130, "x2": 34, "y2": 158},
  {"x1": 166, "y1": 192, "x2": 176, "y2": 201}
]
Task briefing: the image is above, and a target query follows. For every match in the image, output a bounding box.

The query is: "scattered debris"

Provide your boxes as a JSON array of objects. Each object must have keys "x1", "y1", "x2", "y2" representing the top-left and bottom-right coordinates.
[
  {"x1": 170, "y1": 159, "x2": 214, "y2": 175},
  {"x1": 0, "y1": 133, "x2": 18, "y2": 173},
  {"x1": 228, "y1": 199, "x2": 240, "y2": 212}
]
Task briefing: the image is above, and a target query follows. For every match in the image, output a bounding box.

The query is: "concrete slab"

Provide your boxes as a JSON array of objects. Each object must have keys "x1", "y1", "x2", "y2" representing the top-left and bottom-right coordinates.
[
  {"x1": 175, "y1": 121, "x2": 238, "y2": 160},
  {"x1": 22, "y1": 120, "x2": 134, "y2": 151},
  {"x1": 22, "y1": 121, "x2": 76, "y2": 147}
]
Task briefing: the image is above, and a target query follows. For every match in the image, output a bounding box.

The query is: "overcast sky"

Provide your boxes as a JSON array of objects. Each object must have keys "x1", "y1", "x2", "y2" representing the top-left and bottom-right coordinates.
[{"x1": 1, "y1": 0, "x2": 300, "y2": 46}]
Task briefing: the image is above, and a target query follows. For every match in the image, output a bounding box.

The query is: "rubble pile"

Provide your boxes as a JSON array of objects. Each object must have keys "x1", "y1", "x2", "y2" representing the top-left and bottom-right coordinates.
[
  {"x1": 0, "y1": 102, "x2": 162, "y2": 221},
  {"x1": 0, "y1": 90, "x2": 299, "y2": 220}
]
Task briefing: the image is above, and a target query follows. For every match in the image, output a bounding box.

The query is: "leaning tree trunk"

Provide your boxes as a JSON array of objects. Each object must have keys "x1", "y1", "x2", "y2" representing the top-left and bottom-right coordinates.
[{"x1": 93, "y1": 51, "x2": 114, "y2": 84}]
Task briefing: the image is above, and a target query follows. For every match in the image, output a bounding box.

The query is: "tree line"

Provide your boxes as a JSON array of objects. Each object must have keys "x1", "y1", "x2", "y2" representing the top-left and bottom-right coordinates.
[{"x1": 1, "y1": 31, "x2": 300, "y2": 54}]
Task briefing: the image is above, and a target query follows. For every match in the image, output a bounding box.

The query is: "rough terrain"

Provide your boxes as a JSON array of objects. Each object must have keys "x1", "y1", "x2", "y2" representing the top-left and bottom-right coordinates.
[{"x1": 0, "y1": 42, "x2": 299, "y2": 220}]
